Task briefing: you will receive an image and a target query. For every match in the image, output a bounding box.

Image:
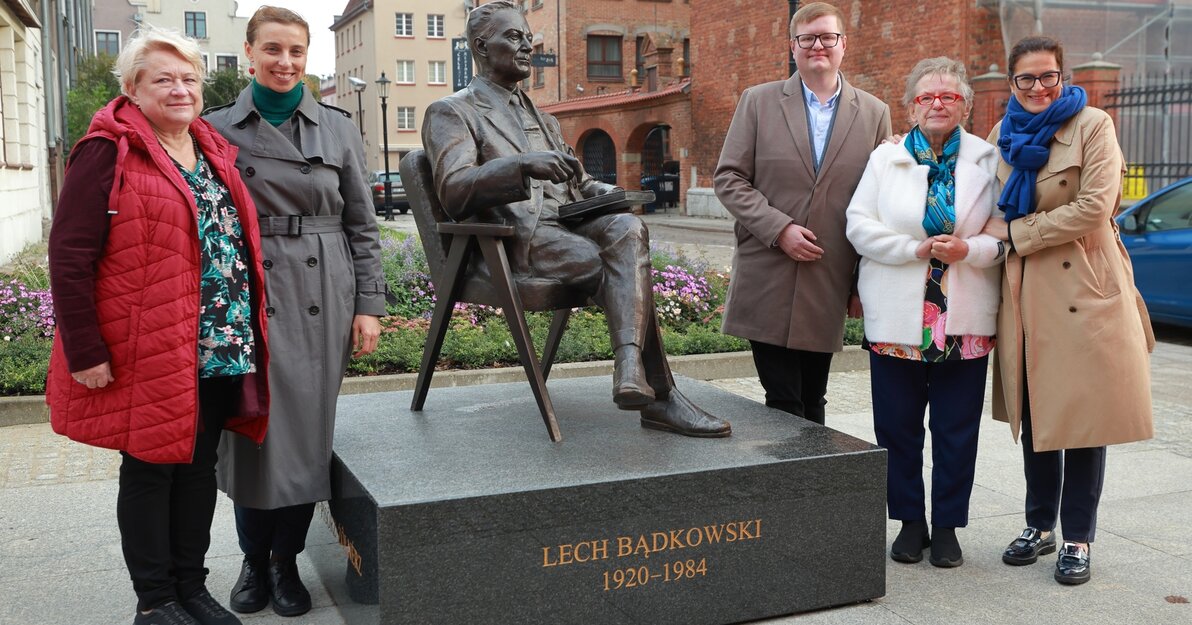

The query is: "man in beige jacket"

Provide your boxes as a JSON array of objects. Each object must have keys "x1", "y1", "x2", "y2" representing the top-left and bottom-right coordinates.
[{"x1": 714, "y1": 2, "x2": 890, "y2": 424}]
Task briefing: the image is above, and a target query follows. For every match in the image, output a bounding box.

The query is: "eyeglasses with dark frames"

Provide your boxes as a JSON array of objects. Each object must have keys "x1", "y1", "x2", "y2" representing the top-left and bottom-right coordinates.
[
  {"x1": 793, "y1": 33, "x2": 842, "y2": 49},
  {"x1": 912, "y1": 92, "x2": 965, "y2": 107},
  {"x1": 1012, "y1": 71, "x2": 1062, "y2": 90}
]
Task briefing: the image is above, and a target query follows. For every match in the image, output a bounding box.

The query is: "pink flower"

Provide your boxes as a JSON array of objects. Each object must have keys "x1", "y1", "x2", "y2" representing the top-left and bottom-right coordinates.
[{"x1": 960, "y1": 335, "x2": 995, "y2": 359}]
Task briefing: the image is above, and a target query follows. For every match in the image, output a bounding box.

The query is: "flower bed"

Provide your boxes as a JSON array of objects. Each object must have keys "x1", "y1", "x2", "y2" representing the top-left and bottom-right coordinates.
[{"x1": 0, "y1": 232, "x2": 862, "y2": 396}]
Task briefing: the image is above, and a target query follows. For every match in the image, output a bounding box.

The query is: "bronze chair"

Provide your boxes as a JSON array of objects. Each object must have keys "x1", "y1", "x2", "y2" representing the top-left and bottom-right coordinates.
[{"x1": 400, "y1": 149, "x2": 590, "y2": 442}]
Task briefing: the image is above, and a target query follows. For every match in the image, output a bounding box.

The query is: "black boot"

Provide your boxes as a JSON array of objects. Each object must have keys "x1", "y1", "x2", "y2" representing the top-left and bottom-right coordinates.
[
  {"x1": 929, "y1": 526, "x2": 963, "y2": 568},
  {"x1": 228, "y1": 555, "x2": 269, "y2": 614},
  {"x1": 890, "y1": 520, "x2": 930, "y2": 563},
  {"x1": 268, "y1": 556, "x2": 312, "y2": 617}
]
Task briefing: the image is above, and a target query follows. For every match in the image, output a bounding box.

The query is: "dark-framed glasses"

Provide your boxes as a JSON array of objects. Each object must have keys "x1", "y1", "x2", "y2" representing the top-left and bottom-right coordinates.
[
  {"x1": 913, "y1": 92, "x2": 964, "y2": 107},
  {"x1": 1012, "y1": 71, "x2": 1062, "y2": 90},
  {"x1": 793, "y1": 33, "x2": 842, "y2": 49}
]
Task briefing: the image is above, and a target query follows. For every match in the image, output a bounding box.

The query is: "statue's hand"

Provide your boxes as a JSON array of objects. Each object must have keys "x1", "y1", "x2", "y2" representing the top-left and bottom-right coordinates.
[{"x1": 519, "y1": 151, "x2": 581, "y2": 183}]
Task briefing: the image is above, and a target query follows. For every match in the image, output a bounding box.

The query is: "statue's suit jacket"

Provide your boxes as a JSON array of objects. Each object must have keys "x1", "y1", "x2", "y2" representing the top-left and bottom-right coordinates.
[
  {"x1": 715, "y1": 73, "x2": 891, "y2": 353},
  {"x1": 422, "y1": 77, "x2": 612, "y2": 275}
]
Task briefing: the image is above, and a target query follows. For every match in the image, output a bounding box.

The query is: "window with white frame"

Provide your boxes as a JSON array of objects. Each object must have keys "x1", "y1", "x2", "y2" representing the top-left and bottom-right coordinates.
[
  {"x1": 215, "y1": 55, "x2": 238, "y2": 72},
  {"x1": 428, "y1": 60, "x2": 446, "y2": 85},
  {"x1": 395, "y1": 13, "x2": 413, "y2": 37},
  {"x1": 427, "y1": 14, "x2": 445, "y2": 38},
  {"x1": 395, "y1": 60, "x2": 415, "y2": 84},
  {"x1": 396, "y1": 107, "x2": 416, "y2": 131},
  {"x1": 185, "y1": 11, "x2": 207, "y2": 39},
  {"x1": 95, "y1": 31, "x2": 120, "y2": 56}
]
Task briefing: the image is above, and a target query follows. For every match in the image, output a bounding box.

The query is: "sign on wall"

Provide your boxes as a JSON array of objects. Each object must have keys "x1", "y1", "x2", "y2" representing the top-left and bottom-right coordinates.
[{"x1": 452, "y1": 38, "x2": 473, "y2": 91}]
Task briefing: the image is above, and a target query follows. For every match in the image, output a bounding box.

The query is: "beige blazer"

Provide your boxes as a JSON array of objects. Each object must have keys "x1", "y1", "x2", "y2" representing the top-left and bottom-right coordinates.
[
  {"x1": 989, "y1": 106, "x2": 1155, "y2": 452},
  {"x1": 714, "y1": 73, "x2": 891, "y2": 352}
]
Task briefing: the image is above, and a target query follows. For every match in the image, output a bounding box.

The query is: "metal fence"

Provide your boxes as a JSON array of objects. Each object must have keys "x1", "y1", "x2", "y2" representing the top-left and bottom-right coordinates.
[{"x1": 1105, "y1": 70, "x2": 1192, "y2": 200}]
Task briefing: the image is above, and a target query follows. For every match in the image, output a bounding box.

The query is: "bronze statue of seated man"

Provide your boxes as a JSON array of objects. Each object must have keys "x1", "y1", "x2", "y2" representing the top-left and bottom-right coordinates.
[{"x1": 420, "y1": 0, "x2": 729, "y2": 438}]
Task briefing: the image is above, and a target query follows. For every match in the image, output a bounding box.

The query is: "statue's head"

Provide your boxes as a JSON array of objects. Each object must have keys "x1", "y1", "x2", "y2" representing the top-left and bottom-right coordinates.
[{"x1": 466, "y1": 1, "x2": 533, "y2": 88}]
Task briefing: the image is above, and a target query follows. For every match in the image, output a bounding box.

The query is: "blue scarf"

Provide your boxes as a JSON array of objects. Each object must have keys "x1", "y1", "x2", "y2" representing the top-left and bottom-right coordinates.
[
  {"x1": 905, "y1": 126, "x2": 960, "y2": 236},
  {"x1": 997, "y1": 85, "x2": 1087, "y2": 222}
]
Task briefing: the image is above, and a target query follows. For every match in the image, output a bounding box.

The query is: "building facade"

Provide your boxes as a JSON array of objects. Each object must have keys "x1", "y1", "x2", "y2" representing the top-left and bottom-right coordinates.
[
  {"x1": 0, "y1": 0, "x2": 45, "y2": 264},
  {"x1": 91, "y1": 0, "x2": 136, "y2": 57},
  {"x1": 332, "y1": 0, "x2": 469, "y2": 172},
  {"x1": 133, "y1": 0, "x2": 246, "y2": 73}
]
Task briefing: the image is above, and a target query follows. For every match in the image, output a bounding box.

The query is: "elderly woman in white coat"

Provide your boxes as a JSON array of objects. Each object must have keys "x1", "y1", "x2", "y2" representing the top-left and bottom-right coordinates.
[{"x1": 846, "y1": 57, "x2": 1004, "y2": 569}]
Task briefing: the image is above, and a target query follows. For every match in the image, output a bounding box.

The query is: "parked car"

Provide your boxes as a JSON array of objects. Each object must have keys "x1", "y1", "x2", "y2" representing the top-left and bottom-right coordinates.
[
  {"x1": 368, "y1": 170, "x2": 409, "y2": 215},
  {"x1": 1116, "y1": 176, "x2": 1192, "y2": 327}
]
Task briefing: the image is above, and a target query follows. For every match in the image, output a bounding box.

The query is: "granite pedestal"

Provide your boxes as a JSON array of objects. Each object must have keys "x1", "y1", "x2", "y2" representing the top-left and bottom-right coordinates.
[{"x1": 323, "y1": 376, "x2": 886, "y2": 625}]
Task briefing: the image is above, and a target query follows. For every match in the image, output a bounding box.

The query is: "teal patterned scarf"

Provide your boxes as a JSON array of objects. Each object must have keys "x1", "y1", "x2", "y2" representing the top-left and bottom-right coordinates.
[{"x1": 904, "y1": 126, "x2": 960, "y2": 236}]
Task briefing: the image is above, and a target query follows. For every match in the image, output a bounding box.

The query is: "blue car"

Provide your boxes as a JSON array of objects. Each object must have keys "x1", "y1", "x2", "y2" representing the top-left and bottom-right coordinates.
[{"x1": 1116, "y1": 177, "x2": 1192, "y2": 327}]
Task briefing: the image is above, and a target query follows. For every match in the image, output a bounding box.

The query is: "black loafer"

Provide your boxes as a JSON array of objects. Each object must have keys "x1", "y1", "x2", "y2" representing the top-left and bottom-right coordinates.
[
  {"x1": 1055, "y1": 542, "x2": 1091, "y2": 585},
  {"x1": 1002, "y1": 527, "x2": 1056, "y2": 565},
  {"x1": 229, "y1": 555, "x2": 269, "y2": 614},
  {"x1": 269, "y1": 557, "x2": 312, "y2": 617},
  {"x1": 890, "y1": 520, "x2": 930, "y2": 564}
]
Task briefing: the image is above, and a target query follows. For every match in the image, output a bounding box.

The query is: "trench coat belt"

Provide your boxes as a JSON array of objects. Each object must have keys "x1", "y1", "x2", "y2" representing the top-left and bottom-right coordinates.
[{"x1": 258, "y1": 215, "x2": 344, "y2": 237}]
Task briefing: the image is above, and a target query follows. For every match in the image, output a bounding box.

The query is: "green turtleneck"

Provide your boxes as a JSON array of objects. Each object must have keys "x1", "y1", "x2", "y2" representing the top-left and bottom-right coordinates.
[{"x1": 251, "y1": 79, "x2": 304, "y2": 127}]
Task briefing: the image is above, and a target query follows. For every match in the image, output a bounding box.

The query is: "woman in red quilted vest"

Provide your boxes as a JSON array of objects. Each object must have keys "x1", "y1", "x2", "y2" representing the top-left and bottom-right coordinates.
[{"x1": 47, "y1": 26, "x2": 269, "y2": 625}]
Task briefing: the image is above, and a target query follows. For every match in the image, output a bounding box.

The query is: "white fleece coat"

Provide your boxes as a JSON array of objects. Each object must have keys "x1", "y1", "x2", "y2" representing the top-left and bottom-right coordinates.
[{"x1": 846, "y1": 130, "x2": 1004, "y2": 346}]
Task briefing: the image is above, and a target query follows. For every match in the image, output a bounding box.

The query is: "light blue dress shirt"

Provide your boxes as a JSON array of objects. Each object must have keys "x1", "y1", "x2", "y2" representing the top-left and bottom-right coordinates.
[{"x1": 801, "y1": 77, "x2": 842, "y2": 169}]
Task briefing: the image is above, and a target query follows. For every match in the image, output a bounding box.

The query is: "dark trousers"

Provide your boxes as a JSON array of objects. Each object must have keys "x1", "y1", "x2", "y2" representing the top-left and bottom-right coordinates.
[
  {"x1": 749, "y1": 340, "x2": 833, "y2": 425},
  {"x1": 1021, "y1": 383, "x2": 1107, "y2": 543},
  {"x1": 234, "y1": 503, "x2": 317, "y2": 559},
  {"x1": 869, "y1": 352, "x2": 987, "y2": 527},
  {"x1": 117, "y1": 376, "x2": 240, "y2": 611}
]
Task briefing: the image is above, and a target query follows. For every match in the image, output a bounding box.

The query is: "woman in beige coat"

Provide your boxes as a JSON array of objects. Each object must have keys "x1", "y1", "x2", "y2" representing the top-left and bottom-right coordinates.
[{"x1": 983, "y1": 36, "x2": 1154, "y2": 586}]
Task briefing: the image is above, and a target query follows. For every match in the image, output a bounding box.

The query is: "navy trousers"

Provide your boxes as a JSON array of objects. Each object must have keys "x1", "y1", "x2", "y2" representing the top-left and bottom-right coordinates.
[
  {"x1": 870, "y1": 352, "x2": 987, "y2": 528},
  {"x1": 1020, "y1": 381, "x2": 1107, "y2": 543},
  {"x1": 749, "y1": 340, "x2": 833, "y2": 425},
  {"x1": 234, "y1": 502, "x2": 317, "y2": 559}
]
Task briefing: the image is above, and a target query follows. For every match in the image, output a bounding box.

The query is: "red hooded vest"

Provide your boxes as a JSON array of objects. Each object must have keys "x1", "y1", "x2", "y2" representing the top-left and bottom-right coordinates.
[{"x1": 47, "y1": 96, "x2": 270, "y2": 464}]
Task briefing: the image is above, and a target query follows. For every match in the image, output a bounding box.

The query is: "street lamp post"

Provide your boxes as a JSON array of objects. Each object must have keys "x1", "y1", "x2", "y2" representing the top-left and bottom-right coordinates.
[
  {"x1": 348, "y1": 76, "x2": 367, "y2": 139},
  {"x1": 376, "y1": 72, "x2": 393, "y2": 220}
]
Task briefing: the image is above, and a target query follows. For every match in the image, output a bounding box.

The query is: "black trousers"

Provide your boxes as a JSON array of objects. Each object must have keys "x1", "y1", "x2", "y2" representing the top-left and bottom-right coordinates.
[
  {"x1": 870, "y1": 352, "x2": 987, "y2": 527},
  {"x1": 117, "y1": 376, "x2": 240, "y2": 611},
  {"x1": 1021, "y1": 382, "x2": 1107, "y2": 543},
  {"x1": 749, "y1": 340, "x2": 833, "y2": 425},
  {"x1": 234, "y1": 503, "x2": 317, "y2": 559}
]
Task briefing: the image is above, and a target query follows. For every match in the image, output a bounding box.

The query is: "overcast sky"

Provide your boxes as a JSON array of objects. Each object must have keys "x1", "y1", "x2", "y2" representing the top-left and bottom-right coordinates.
[{"x1": 235, "y1": 0, "x2": 343, "y2": 78}]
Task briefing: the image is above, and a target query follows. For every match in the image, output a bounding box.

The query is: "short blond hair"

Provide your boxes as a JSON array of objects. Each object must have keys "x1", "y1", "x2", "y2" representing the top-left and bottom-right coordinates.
[
  {"x1": 114, "y1": 25, "x2": 206, "y2": 97},
  {"x1": 902, "y1": 57, "x2": 973, "y2": 107},
  {"x1": 790, "y1": 2, "x2": 845, "y2": 39}
]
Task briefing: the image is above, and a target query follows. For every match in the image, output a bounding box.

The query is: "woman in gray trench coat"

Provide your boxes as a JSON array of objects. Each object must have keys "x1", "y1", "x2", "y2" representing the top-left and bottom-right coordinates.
[{"x1": 204, "y1": 7, "x2": 385, "y2": 618}]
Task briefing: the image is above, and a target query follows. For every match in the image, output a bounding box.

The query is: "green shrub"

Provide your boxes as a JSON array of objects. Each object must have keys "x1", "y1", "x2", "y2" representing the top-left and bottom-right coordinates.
[{"x1": 0, "y1": 338, "x2": 52, "y2": 395}]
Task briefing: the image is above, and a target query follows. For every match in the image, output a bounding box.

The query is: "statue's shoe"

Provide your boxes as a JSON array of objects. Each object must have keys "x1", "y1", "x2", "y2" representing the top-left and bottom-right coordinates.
[
  {"x1": 640, "y1": 390, "x2": 732, "y2": 438},
  {"x1": 613, "y1": 349, "x2": 654, "y2": 409}
]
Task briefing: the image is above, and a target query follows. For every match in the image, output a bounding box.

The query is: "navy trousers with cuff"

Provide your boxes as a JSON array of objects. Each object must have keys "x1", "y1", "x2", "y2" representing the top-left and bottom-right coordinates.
[
  {"x1": 234, "y1": 502, "x2": 317, "y2": 559},
  {"x1": 1020, "y1": 379, "x2": 1107, "y2": 543},
  {"x1": 870, "y1": 352, "x2": 987, "y2": 528}
]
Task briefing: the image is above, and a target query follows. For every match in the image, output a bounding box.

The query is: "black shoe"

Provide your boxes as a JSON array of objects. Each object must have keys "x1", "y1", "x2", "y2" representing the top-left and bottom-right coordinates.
[
  {"x1": 269, "y1": 557, "x2": 312, "y2": 617},
  {"x1": 639, "y1": 389, "x2": 731, "y2": 437},
  {"x1": 890, "y1": 520, "x2": 930, "y2": 563},
  {"x1": 613, "y1": 347, "x2": 654, "y2": 409},
  {"x1": 228, "y1": 555, "x2": 269, "y2": 614},
  {"x1": 929, "y1": 526, "x2": 963, "y2": 568},
  {"x1": 133, "y1": 602, "x2": 200, "y2": 625},
  {"x1": 1054, "y1": 542, "x2": 1091, "y2": 585},
  {"x1": 1002, "y1": 527, "x2": 1056, "y2": 565},
  {"x1": 180, "y1": 588, "x2": 241, "y2": 625}
]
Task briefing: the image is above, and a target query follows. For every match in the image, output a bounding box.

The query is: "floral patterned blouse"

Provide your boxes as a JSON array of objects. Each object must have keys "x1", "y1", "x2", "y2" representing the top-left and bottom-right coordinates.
[
  {"x1": 174, "y1": 139, "x2": 257, "y2": 378},
  {"x1": 865, "y1": 260, "x2": 995, "y2": 362}
]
